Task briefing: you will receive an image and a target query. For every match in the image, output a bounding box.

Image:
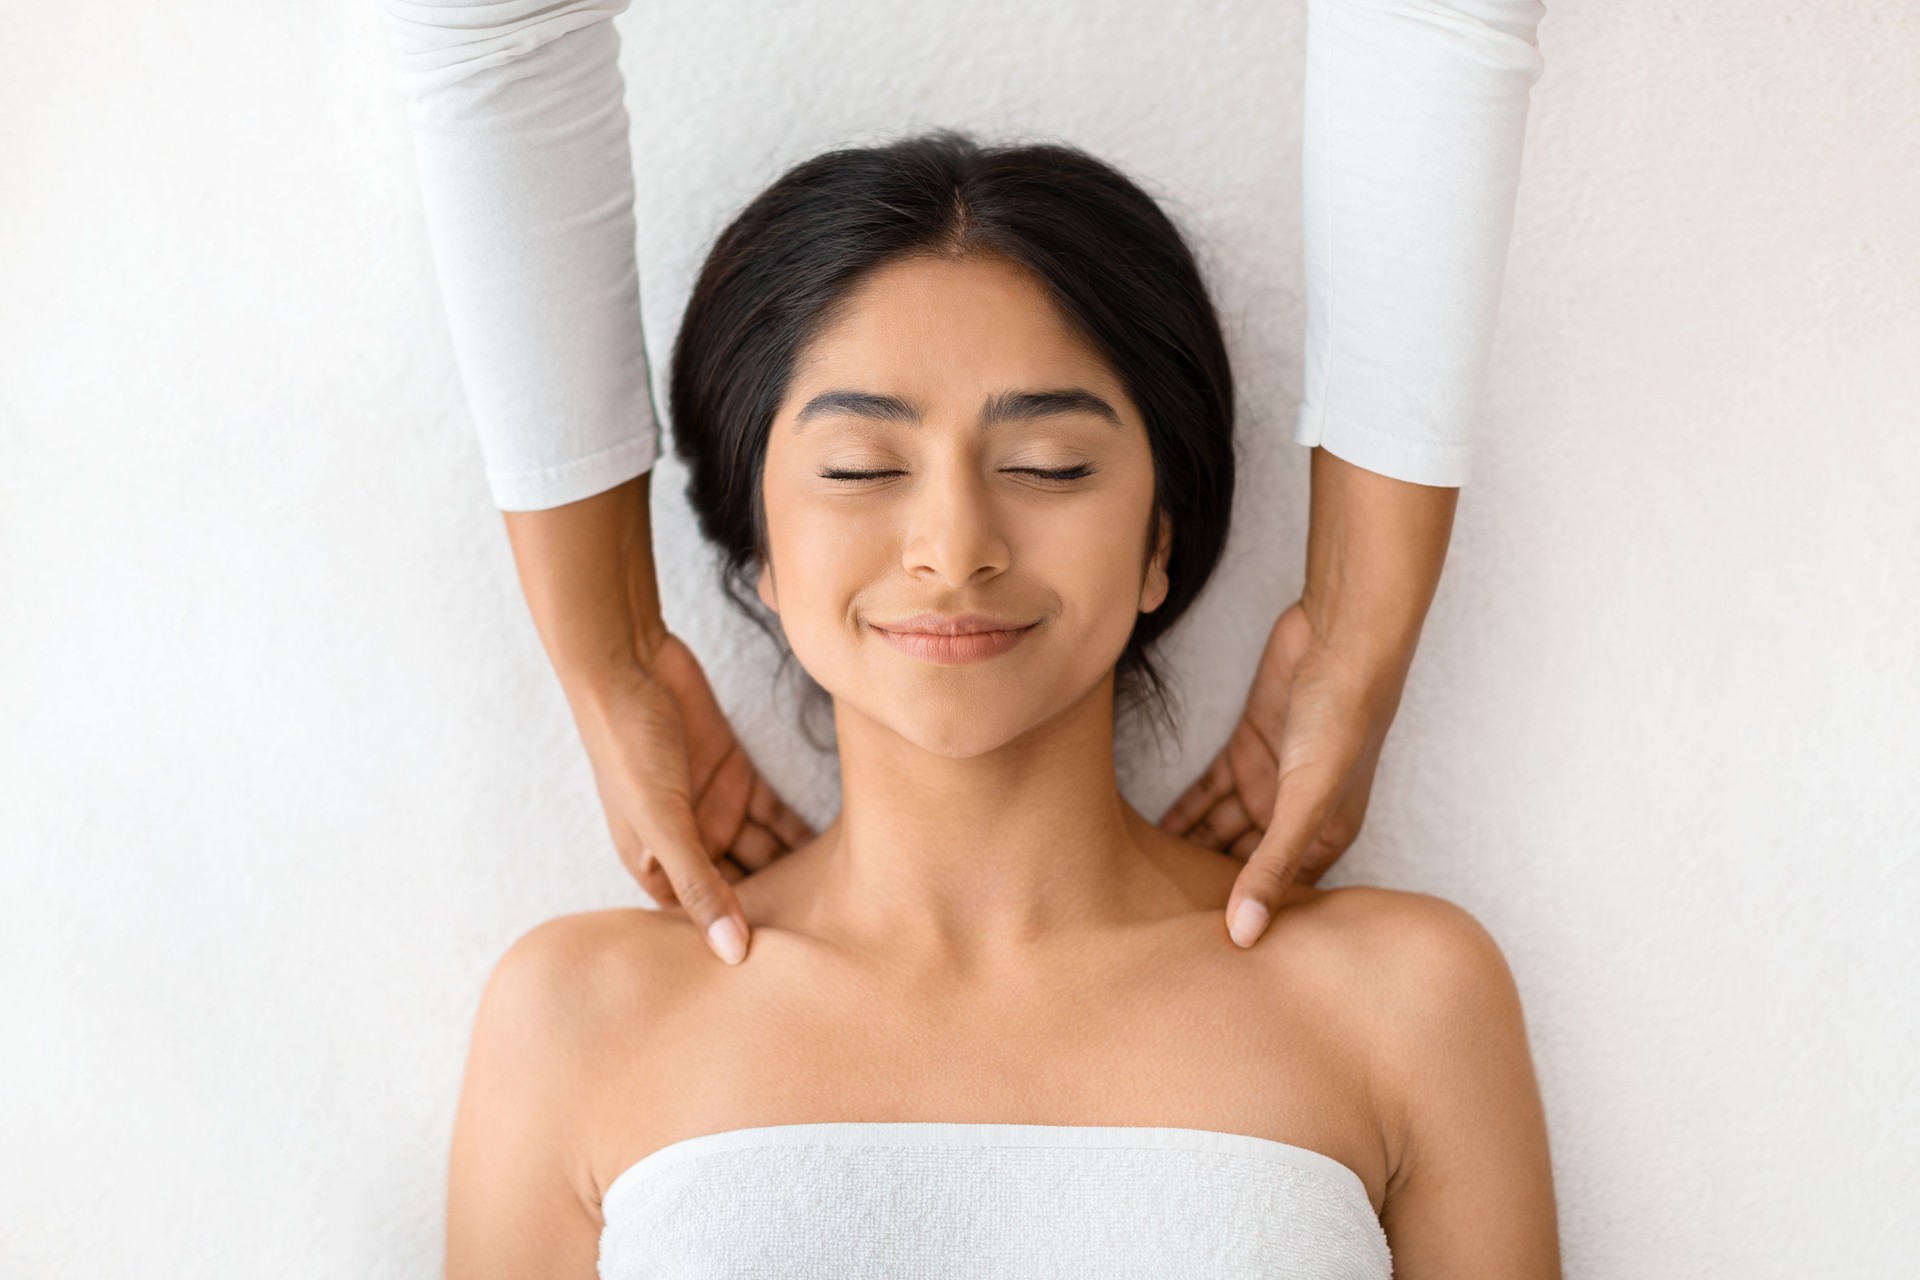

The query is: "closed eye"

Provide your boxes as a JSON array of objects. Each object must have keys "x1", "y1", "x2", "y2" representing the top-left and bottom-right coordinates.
[
  {"x1": 819, "y1": 468, "x2": 907, "y2": 481},
  {"x1": 818, "y1": 465, "x2": 1096, "y2": 483},
  {"x1": 1011, "y1": 464, "x2": 1097, "y2": 482}
]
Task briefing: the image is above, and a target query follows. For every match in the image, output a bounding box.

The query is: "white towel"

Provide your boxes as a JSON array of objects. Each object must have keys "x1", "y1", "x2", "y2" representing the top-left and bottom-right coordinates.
[{"x1": 599, "y1": 1122, "x2": 1392, "y2": 1278}]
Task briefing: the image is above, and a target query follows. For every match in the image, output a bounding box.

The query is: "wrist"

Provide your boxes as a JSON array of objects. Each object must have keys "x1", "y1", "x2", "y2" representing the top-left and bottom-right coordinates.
[
  {"x1": 552, "y1": 634, "x2": 653, "y2": 710},
  {"x1": 559, "y1": 648, "x2": 653, "y2": 733},
  {"x1": 502, "y1": 472, "x2": 669, "y2": 687}
]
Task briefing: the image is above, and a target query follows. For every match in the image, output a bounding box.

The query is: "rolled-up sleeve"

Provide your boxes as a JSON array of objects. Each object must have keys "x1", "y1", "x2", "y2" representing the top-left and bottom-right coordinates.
[
  {"x1": 1296, "y1": 0, "x2": 1546, "y2": 487},
  {"x1": 382, "y1": 1, "x2": 659, "y2": 510}
]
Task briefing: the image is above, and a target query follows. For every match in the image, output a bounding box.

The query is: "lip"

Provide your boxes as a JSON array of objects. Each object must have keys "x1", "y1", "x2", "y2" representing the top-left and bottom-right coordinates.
[{"x1": 871, "y1": 613, "x2": 1040, "y2": 666}]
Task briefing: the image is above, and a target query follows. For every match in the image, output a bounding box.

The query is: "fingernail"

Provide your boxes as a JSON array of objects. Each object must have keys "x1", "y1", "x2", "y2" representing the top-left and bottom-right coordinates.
[
  {"x1": 1228, "y1": 899, "x2": 1270, "y2": 949},
  {"x1": 706, "y1": 916, "x2": 747, "y2": 965}
]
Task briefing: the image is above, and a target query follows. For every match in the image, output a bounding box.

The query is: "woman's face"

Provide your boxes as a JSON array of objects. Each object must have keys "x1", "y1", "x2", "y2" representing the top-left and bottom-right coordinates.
[{"x1": 756, "y1": 252, "x2": 1170, "y2": 758}]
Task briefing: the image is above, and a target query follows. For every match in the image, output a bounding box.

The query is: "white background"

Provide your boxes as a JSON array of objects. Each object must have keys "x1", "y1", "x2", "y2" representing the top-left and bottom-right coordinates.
[{"x1": 3, "y1": 1, "x2": 1916, "y2": 1275}]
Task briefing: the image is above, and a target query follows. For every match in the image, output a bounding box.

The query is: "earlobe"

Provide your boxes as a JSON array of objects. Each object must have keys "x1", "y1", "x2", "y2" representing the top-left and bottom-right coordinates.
[
  {"x1": 1139, "y1": 513, "x2": 1172, "y2": 614},
  {"x1": 1140, "y1": 568, "x2": 1169, "y2": 614},
  {"x1": 756, "y1": 561, "x2": 778, "y2": 613}
]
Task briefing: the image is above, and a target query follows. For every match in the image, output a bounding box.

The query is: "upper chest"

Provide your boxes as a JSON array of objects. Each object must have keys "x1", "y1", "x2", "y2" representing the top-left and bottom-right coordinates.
[{"x1": 588, "y1": 919, "x2": 1393, "y2": 1214}]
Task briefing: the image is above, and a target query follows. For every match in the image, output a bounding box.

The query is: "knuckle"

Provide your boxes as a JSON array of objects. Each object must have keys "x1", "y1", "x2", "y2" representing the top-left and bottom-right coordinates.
[
  {"x1": 1245, "y1": 855, "x2": 1296, "y2": 897},
  {"x1": 669, "y1": 870, "x2": 724, "y2": 917}
]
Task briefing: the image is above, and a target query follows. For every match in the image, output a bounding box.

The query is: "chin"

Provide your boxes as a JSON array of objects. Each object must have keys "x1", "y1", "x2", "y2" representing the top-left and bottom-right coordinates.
[
  {"x1": 901, "y1": 721, "x2": 1025, "y2": 760},
  {"x1": 813, "y1": 656, "x2": 1099, "y2": 760},
  {"x1": 827, "y1": 690, "x2": 1024, "y2": 759}
]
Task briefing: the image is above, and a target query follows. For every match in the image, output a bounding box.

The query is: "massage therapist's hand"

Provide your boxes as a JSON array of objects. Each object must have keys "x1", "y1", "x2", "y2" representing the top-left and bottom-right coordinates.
[
  {"x1": 1158, "y1": 448, "x2": 1458, "y2": 948},
  {"x1": 574, "y1": 631, "x2": 815, "y2": 916},
  {"x1": 502, "y1": 473, "x2": 813, "y2": 965}
]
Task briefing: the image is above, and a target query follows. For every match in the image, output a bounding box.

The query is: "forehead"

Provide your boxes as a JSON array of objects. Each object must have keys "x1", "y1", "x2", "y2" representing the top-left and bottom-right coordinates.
[{"x1": 784, "y1": 253, "x2": 1132, "y2": 410}]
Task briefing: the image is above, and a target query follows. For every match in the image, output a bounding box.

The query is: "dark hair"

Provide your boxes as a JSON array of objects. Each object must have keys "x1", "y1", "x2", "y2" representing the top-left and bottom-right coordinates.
[{"x1": 669, "y1": 131, "x2": 1235, "y2": 740}]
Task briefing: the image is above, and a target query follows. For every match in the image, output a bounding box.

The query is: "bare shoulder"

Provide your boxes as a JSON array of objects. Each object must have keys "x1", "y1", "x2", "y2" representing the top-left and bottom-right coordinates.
[
  {"x1": 460, "y1": 907, "x2": 725, "y2": 1128},
  {"x1": 1289, "y1": 883, "x2": 1517, "y2": 998},
  {"x1": 474, "y1": 907, "x2": 710, "y2": 1051},
  {"x1": 1287, "y1": 887, "x2": 1557, "y2": 1275},
  {"x1": 1253, "y1": 884, "x2": 1531, "y2": 1105},
  {"x1": 447, "y1": 910, "x2": 712, "y2": 1276}
]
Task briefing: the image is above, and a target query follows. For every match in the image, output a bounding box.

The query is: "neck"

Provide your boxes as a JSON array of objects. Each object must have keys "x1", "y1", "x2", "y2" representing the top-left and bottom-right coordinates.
[{"x1": 804, "y1": 673, "x2": 1173, "y2": 962}]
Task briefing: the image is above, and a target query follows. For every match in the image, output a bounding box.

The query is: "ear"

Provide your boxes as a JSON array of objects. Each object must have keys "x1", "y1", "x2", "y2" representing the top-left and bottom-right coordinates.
[
  {"x1": 756, "y1": 559, "x2": 779, "y2": 613},
  {"x1": 1139, "y1": 510, "x2": 1172, "y2": 615}
]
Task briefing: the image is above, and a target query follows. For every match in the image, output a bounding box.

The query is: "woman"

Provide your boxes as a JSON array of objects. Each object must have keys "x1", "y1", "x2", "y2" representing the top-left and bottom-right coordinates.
[
  {"x1": 383, "y1": 1, "x2": 1546, "y2": 961},
  {"x1": 446, "y1": 134, "x2": 1558, "y2": 1277}
]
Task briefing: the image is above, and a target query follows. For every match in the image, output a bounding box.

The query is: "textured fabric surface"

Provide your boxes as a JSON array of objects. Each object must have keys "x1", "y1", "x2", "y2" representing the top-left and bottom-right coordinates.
[{"x1": 597, "y1": 1123, "x2": 1392, "y2": 1279}]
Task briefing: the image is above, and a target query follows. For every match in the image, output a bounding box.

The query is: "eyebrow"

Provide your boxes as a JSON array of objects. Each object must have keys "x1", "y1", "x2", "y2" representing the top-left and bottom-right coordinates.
[{"x1": 793, "y1": 388, "x2": 1122, "y2": 429}]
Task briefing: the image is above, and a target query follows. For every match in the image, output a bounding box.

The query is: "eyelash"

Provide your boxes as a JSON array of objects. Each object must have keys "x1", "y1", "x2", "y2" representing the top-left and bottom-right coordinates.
[{"x1": 819, "y1": 465, "x2": 1096, "y2": 483}]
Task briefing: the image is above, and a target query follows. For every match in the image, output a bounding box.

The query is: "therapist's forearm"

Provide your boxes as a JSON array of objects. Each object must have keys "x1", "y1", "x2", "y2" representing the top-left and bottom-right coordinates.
[
  {"x1": 1299, "y1": 447, "x2": 1458, "y2": 677},
  {"x1": 500, "y1": 472, "x2": 667, "y2": 703}
]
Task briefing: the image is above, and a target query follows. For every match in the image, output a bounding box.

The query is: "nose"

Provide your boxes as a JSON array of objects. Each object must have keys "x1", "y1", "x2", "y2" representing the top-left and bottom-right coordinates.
[{"x1": 898, "y1": 452, "x2": 1010, "y2": 587}]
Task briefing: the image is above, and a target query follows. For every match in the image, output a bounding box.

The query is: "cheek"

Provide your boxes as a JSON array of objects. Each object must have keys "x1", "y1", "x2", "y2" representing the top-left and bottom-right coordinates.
[
  {"x1": 1049, "y1": 514, "x2": 1156, "y2": 635},
  {"x1": 1015, "y1": 481, "x2": 1160, "y2": 649},
  {"x1": 761, "y1": 487, "x2": 885, "y2": 649}
]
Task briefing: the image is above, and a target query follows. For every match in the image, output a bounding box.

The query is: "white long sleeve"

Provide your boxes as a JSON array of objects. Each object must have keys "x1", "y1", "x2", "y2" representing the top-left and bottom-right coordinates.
[
  {"x1": 1296, "y1": 0, "x2": 1545, "y2": 486},
  {"x1": 383, "y1": 1, "x2": 658, "y2": 510},
  {"x1": 383, "y1": 1, "x2": 1543, "y2": 510}
]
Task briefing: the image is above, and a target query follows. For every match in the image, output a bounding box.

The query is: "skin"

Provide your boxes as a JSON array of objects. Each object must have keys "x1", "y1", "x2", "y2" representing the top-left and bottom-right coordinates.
[
  {"x1": 502, "y1": 313, "x2": 1459, "y2": 968},
  {"x1": 449, "y1": 254, "x2": 1559, "y2": 1276},
  {"x1": 500, "y1": 472, "x2": 815, "y2": 927},
  {"x1": 1168, "y1": 446, "x2": 1459, "y2": 942}
]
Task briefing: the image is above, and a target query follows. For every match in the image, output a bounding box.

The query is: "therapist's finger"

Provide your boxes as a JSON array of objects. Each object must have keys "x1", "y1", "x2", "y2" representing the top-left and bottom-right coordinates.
[
  {"x1": 1292, "y1": 735, "x2": 1385, "y2": 887},
  {"x1": 749, "y1": 772, "x2": 816, "y2": 851},
  {"x1": 1221, "y1": 677, "x2": 1370, "y2": 945},
  {"x1": 690, "y1": 740, "x2": 756, "y2": 860},
  {"x1": 628, "y1": 793, "x2": 751, "y2": 965},
  {"x1": 1223, "y1": 689, "x2": 1378, "y2": 949},
  {"x1": 693, "y1": 753, "x2": 811, "y2": 870},
  {"x1": 1192, "y1": 792, "x2": 1257, "y2": 852},
  {"x1": 725, "y1": 820, "x2": 784, "y2": 872},
  {"x1": 1224, "y1": 762, "x2": 1344, "y2": 948},
  {"x1": 1158, "y1": 752, "x2": 1235, "y2": 836}
]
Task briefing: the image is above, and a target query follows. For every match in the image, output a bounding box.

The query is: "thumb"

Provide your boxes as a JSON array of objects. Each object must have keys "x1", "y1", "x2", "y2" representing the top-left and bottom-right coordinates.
[
  {"x1": 632, "y1": 796, "x2": 751, "y2": 966},
  {"x1": 1223, "y1": 762, "x2": 1346, "y2": 949}
]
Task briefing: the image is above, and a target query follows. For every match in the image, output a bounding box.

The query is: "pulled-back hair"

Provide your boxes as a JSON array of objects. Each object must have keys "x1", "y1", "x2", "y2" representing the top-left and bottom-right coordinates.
[{"x1": 669, "y1": 131, "x2": 1235, "y2": 739}]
